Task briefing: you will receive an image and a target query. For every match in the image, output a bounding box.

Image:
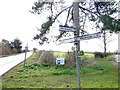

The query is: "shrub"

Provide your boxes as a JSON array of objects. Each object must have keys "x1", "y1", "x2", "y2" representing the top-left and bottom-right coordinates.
[
  {"x1": 94, "y1": 52, "x2": 104, "y2": 58},
  {"x1": 94, "y1": 52, "x2": 114, "y2": 58},
  {"x1": 36, "y1": 51, "x2": 55, "y2": 64},
  {"x1": 23, "y1": 50, "x2": 25, "y2": 52},
  {"x1": 36, "y1": 50, "x2": 44, "y2": 60},
  {"x1": 65, "y1": 52, "x2": 76, "y2": 67},
  {"x1": 11, "y1": 48, "x2": 18, "y2": 53},
  {"x1": 65, "y1": 52, "x2": 90, "y2": 67},
  {"x1": 106, "y1": 52, "x2": 114, "y2": 56}
]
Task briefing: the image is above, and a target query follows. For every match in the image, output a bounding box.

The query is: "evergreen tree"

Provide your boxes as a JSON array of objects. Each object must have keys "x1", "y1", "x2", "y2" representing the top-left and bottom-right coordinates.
[
  {"x1": 11, "y1": 38, "x2": 22, "y2": 53},
  {"x1": 30, "y1": 0, "x2": 120, "y2": 45}
]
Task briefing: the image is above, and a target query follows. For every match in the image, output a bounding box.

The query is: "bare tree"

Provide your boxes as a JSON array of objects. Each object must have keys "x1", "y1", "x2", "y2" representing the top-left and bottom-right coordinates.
[{"x1": 98, "y1": 31, "x2": 116, "y2": 55}]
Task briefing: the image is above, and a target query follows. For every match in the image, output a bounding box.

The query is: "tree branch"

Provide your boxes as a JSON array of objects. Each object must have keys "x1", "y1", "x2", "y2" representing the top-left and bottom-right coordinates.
[
  {"x1": 79, "y1": 5, "x2": 99, "y2": 16},
  {"x1": 106, "y1": 38, "x2": 116, "y2": 44},
  {"x1": 53, "y1": 5, "x2": 72, "y2": 22},
  {"x1": 65, "y1": 6, "x2": 72, "y2": 25}
]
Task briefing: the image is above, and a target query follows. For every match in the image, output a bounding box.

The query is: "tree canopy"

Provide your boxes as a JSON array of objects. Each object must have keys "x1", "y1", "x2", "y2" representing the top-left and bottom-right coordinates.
[
  {"x1": 30, "y1": 0, "x2": 120, "y2": 45},
  {"x1": 11, "y1": 38, "x2": 22, "y2": 53}
]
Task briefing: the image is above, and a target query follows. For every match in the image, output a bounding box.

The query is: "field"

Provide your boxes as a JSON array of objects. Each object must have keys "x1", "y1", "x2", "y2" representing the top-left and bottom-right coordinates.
[
  {"x1": 2, "y1": 52, "x2": 118, "y2": 89},
  {"x1": 54, "y1": 52, "x2": 94, "y2": 58}
]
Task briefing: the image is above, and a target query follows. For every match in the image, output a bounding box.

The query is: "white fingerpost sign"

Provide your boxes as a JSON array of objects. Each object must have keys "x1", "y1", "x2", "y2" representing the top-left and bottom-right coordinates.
[
  {"x1": 59, "y1": 38, "x2": 74, "y2": 44},
  {"x1": 59, "y1": 25, "x2": 76, "y2": 32},
  {"x1": 59, "y1": 32, "x2": 101, "y2": 44},
  {"x1": 77, "y1": 32, "x2": 101, "y2": 41},
  {"x1": 56, "y1": 58, "x2": 65, "y2": 65}
]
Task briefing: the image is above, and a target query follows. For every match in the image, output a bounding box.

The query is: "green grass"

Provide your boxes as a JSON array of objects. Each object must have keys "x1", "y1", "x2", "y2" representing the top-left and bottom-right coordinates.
[{"x1": 2, "y1": 53, "x2": 118, "y2": 88}]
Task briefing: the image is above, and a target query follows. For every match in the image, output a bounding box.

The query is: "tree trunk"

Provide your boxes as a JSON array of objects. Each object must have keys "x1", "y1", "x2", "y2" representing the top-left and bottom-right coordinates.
[{"x1": 103, "y1": 30, "x2": 107, "y2": 57}]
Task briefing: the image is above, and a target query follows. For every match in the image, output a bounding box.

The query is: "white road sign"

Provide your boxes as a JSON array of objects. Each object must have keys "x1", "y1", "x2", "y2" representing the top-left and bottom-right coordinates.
[
  {"x1": 59, "y1": 25, "x2": 76, "y2": 32},
  {"x1": 77, "y1": 32, "x2": 101, "y2": 41},
  {"x1": 59, "y1": 32, "x2": 101, "y2": 44},
  {"x1": 59, "y1": 38, "x2": 74, "y2": 44}
]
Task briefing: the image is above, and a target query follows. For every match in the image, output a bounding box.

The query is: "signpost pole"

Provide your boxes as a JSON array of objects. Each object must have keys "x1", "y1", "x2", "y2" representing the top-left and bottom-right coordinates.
[
  {"x1": 58, "y1": 2, "x2": 101, "y2": 89},
  {"x1": 73, "y1": 1, "x2": 81, "y2": 90},
  {"x1": 59, "y1": 1, "x2": 101, "y2": 89},
  {"x1": 24, "y1": 50, "x2": 27, "y2": 67},
  {"x1": 75, "y1": 42, "x2": 81, "y2": 89},
  {"x1": 24, "y1": 45, "x2": 28, "y2": 67}
]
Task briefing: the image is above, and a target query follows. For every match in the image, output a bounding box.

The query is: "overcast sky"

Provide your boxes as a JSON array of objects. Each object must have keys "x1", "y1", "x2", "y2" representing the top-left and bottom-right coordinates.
[{"x1": 0, "y1": 0, "x2": 118, "y2": 52}]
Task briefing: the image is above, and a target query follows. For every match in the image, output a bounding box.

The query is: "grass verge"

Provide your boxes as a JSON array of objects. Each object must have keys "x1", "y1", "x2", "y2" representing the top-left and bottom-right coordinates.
[{"x1": 2, "y1": 53, "x2": 118, "y2": 88}]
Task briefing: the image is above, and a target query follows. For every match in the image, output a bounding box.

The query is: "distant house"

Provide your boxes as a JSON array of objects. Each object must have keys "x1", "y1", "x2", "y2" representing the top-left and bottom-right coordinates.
[{"x1": 0, "y1": 39, "x2": 11, "y2": 55}]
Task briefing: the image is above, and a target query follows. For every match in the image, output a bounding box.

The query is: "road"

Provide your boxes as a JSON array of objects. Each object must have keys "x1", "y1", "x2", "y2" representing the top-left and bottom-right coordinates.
[{"x1": 0, "y1": 52, "x2": 33, "y2": 76}]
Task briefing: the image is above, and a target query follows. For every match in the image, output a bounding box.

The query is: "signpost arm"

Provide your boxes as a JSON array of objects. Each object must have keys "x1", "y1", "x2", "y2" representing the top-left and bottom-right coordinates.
[{"x1": 73, "y1": 1, "x2": 81, "y2": 90}]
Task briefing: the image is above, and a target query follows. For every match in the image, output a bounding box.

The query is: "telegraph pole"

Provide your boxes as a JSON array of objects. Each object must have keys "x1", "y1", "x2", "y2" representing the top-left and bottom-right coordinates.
[{"x1": 73, "y1": 1, "x2": 81, "y2": 89}]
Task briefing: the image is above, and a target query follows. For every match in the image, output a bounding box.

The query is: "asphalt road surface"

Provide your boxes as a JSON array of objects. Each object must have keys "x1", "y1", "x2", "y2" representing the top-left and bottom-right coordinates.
[{"x1": 0, "y1": 52, "x2": 32, "y2": 76}]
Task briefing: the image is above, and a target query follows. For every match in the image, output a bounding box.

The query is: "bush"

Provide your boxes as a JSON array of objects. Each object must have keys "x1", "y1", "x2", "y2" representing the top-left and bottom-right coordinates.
[
  {"x1": 23, "y1": 50, "x2": 25, "y2": 52},
  {"x1": 36, "y1": 50, "x2": 44, "y2": 60},
  {"x1": 35, "y1": 51, "x2": 77, "y2": 67},
  {"x1": 94, "y1": 52, "x2": 114, "y2": 58},
  {"x1": 36, "y1": 51, "x2": 55, "y2": 64},
  {"x1": 94, "y1": 52, "x2": 104, "y2": 58},
  {"x1": 106, "y1": 52, "x2": 114, "y2": 56},
  {"x1": 65, "y1": 52, "x2": 76, "y2": 67}
]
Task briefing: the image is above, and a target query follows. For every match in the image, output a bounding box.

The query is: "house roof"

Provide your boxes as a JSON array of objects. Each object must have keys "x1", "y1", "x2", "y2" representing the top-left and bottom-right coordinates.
[{"x1": 0, "y1": 39, "x2": 9, "y2": 45}]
